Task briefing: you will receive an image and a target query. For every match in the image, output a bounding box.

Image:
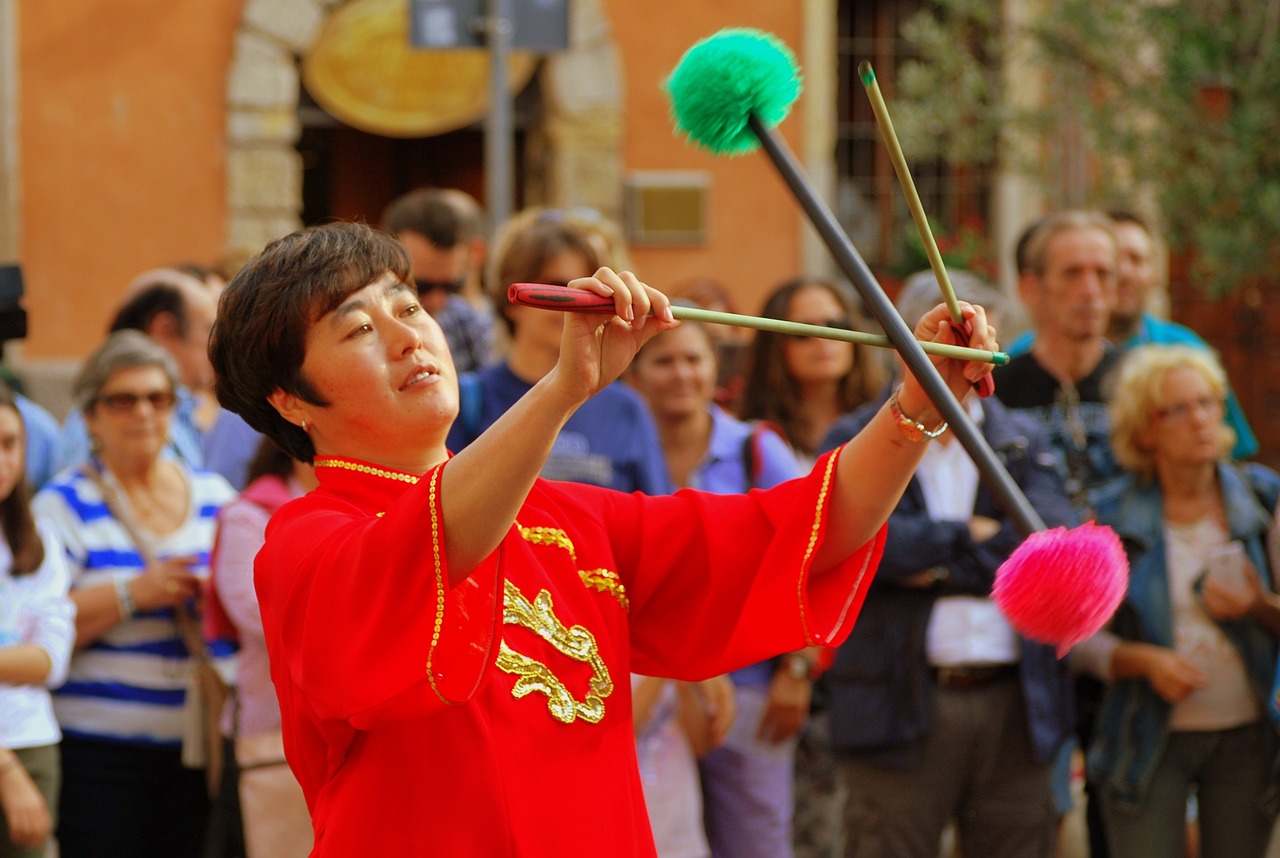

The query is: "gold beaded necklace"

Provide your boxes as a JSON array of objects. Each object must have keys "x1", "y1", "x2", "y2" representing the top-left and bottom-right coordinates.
[{"x1": 312, "y1": 457, "x2": 422, "y2": 485}]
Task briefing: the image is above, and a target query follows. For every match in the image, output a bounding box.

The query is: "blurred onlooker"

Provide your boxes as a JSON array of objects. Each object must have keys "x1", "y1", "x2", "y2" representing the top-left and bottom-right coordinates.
[
  {"x1": 446, "y1": 208, "x2": 670, "y2": 494},
  {"x1": 55, "y1": 268, "x2": 219, "y2": 475},
  {"x1": 34, "y1": 331, "x2": 236, "y2": 857},
  {"x1": 632, "y1": 675, "x2": 728, "y2": 858},
  {"x1": 736, "y1": 277, "x2": 887, "y2": 858},
  {"x1": 1004, "y1": 210, "x2": 1256, "y2": 461},
  {"x1": 820, "y1": 270, "x2": 1077, "y2": 858},
  {"x1": 993, "y1": 210, "x2": 1124, "y2": 517},
  {"x1": 12, "y1": 397, "x2": 59, "y2": 493},
  {"x1": 627, "y1": 314, "x2": 801, "y2": 858},
  {"x1": 994, "y1": 210, "x2": 1124, "y2": 858},
  {"x1": 669, "y1": 278, "x2": 751, "y2": 411},
  {"x1": 0, "y1": 380, "x2": 74, "y2": 858},
  {"x1": 738, "y1": 278, "x2": 886, "y2": 467},
  {"x1": 381, "y1": 188, "x2": 497, "y2": 373},
  {"x1": 207, "y1": 437, "x2": 316, "y2": 858},
  {"x1": 1087, "y1": 345, "x2": 1280, "y2": 857}
]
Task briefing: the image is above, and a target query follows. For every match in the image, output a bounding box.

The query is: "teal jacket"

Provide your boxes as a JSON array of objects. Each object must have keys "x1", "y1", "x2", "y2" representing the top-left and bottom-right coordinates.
[{"x1": 1086, "y1": 462, "x2": 1280, "y2": 809}]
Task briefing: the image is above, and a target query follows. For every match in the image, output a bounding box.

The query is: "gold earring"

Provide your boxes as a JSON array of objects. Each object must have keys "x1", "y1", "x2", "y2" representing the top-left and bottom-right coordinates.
[{"x1": 301, "y1": 419, "x2": 309, "y2": 432}]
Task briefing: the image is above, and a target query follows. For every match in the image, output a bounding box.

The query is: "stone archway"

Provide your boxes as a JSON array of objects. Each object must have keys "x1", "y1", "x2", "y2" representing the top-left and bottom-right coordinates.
[{"x1": 223, "y1": 0, "x2": 625, "y2": 261}]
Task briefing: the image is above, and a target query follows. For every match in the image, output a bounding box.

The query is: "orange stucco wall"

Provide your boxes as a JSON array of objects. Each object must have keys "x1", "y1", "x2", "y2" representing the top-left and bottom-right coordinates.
[
  {"x1": 18, "y1": 1, "x2": 241, "y2": 359},
  {"x1": 15, "y1": 1, "x2": 807, "y2": 361},
  {"x1": 603, "y1": 1, "x2": 808, "y2": 316}
]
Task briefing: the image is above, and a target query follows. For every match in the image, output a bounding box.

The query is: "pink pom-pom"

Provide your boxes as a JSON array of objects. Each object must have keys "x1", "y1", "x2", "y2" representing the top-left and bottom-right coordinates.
[{"x1": 992, "y1": 522, "x2": 1129, "y2": 657}]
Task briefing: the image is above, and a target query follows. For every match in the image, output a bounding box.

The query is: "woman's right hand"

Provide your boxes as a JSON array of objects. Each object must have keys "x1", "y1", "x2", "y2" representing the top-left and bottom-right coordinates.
[
  {"x1": 551, "y1": 268, "x2": 678, "y2": 405},
  {"x1": 130, "y1": 556, "x2": 202, "y2": 612},
  {"x1": 0, "y1": 761, "x2": 50, "y2": 849}
]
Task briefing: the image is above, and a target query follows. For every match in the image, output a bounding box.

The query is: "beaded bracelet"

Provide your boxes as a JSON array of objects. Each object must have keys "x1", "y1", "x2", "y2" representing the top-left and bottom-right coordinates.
[{"x1": 113, "y1": 575, "x2": 137, "y2": 622}]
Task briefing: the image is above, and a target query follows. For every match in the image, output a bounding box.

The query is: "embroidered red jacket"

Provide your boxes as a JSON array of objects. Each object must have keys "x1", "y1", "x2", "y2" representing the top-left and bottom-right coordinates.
[{"x1": 255, "y1": 450, "x2": 883, "y2": 857}]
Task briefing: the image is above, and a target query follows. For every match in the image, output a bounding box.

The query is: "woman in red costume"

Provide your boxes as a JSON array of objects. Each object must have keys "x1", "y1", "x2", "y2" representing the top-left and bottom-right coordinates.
[{"x1": 207, "y1": 222, "x2": 995, "y2": 857}]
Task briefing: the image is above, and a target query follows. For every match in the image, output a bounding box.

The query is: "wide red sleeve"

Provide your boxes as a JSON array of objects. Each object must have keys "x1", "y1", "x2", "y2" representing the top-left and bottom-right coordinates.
[
  {"x1": 600, "y1": 447, "x2": 886, "y2": 679},
  {"x1": 257, "y1": 464, "x2": 502, "y2": 730}
]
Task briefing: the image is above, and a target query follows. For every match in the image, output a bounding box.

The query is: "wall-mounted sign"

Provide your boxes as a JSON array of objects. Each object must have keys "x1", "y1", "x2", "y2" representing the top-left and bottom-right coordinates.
[{"x1": 410, "y1": 0, "x2": 569, "y2": 53}]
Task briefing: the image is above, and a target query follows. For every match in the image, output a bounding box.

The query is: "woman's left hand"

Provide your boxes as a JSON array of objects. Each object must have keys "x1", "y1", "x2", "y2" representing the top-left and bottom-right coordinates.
[
  {"x1": 896, "y1": 301, "x2": 997, "y2": 425},
  {"x1": 549, "y1": 268, "x2": 679, "y2": 404}
]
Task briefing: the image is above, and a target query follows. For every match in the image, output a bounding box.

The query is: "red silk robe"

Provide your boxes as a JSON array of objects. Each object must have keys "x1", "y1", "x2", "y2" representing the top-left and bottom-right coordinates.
[{"x1": 255, "y1": 449, "x2": 884, "y2": 856}]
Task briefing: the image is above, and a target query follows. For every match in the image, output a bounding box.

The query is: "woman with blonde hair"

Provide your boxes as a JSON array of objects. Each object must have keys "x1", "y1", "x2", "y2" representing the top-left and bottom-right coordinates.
[{"x1": 1088, "y1": 344, "x2": 1280, "y2": 858}]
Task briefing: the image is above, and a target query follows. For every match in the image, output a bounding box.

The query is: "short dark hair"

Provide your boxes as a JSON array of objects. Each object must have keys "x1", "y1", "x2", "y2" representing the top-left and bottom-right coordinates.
[
  {"x1": 1105, "y1": 208, "x2": 1150, "y2": 234},
  {"x1": 208, "y1": 222, "x2": 411, "y2": 463},
  {"x1": 110, "y1": 283, "x2": 189, "y2": 337},
  {"x1": 381, "y1": 188, "x2": 485, "y2": 249}
]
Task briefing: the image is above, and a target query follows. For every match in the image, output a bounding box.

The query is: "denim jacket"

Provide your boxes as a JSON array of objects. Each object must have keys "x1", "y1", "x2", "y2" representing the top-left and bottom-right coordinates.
[
  {"x1": 820, "y1": 394, "x2": 1079, "y2": 767},
  {"x1": 1087, "y1": 462, "x2": 1280, "y2": 810}
]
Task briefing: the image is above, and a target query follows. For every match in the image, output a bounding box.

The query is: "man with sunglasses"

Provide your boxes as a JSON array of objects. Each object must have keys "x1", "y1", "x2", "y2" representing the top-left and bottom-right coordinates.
[{"x1": 381, "y1": 188, "x2": 497, "y2": 373}]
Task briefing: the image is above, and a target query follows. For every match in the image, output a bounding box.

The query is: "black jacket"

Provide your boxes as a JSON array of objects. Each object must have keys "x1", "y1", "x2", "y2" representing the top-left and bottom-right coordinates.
[{"x1": 818, "y1": 392, "x2": 1079, "y2": 767}]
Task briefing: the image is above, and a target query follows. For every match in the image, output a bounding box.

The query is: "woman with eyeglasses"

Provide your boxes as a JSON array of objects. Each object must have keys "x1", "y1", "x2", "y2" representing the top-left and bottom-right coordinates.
[
  {"x1": 737, "y1": 277, "x2": 887, "y2": 858},
  {"x1": 738, "y1": 278, "x2": 887, "y2": 468},
  {"x1": 33, "y1": 330, "x2": 235, "y2": 857},
  {"x1": 1086, "y1": 344, "x2": 1280, "y2": 858}
]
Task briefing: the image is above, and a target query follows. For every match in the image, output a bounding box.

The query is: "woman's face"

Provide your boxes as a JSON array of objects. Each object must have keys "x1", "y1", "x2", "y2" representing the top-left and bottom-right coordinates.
[
  {"x1": 85, "y1": 366, "x2": 175, "y2": 464},
  {"x1": 629, "y1": 324, "x2": 717, "y2": 422},
  {"x1": 781, "y1": 285, "x2": 854, "y2": 386},
  {"x1": 1147, "y1": 365, "x2": 1226, "y2": 470},
  {"x1": 506, "y1": 249, "x2": 593, "y2": 354},
  {"x1": 280, "y1": 272, "x2": 458, "y2": 462},
  {"x1": 0, "y1": 406, "x2": 24, "y2": 502}
]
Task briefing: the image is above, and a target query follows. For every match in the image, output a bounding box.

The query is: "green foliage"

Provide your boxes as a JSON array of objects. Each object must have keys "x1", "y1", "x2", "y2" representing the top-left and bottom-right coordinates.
[{"x1": 892, "y1": 0, "x2": 1280, "y2": 295}]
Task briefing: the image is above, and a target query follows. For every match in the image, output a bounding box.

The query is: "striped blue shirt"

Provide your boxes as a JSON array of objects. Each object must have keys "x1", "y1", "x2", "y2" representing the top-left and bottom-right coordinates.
[{"x1": 33, "y1": 463, "x2": 235, "y2": 747}]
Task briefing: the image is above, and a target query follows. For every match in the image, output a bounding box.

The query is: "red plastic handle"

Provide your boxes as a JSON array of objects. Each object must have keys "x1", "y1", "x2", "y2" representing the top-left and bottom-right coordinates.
[
  {"x1": 508, "y1": 283, "x2": 616, "y2": 312},
  {"x1": 950, "y1": 318, "x2": 996, "y2": 398}
]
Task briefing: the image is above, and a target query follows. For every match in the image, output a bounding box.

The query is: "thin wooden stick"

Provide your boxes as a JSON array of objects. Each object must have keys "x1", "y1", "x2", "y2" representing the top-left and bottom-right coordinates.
[
  {"x1": 506, "y1": 283, "x2": 1009, "y2": 365},
  {"x1": 859, "y1": 61, "x2": 963, "y2": 325}
]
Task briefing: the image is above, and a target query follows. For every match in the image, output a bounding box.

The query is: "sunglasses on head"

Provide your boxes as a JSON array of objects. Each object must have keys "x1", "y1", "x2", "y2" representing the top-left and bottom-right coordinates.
[
  {"x1": 785, "y1": 318, "x2": 853, "y2": 341},
  {"x1": 413, "y1": 277, "x2": 467, "y2": 296},
  {"x1": 95, "y1": 390, "x2": 177, "y2": 414}
]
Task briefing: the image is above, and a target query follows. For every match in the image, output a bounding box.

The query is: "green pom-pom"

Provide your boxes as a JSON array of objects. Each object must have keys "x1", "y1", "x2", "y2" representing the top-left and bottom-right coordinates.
[{"x1": 666, "y1": 29, "x2": 802, "y2": 156}]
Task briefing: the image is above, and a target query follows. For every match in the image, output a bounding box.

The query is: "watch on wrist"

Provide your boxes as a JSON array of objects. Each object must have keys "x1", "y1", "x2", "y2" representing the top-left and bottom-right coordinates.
[
  {"x1": 889, "y1": 386, "x2": 948, "y2": 442},
  {"x1": 783, "y1": 653, "x2": 816, "y2": 681}
]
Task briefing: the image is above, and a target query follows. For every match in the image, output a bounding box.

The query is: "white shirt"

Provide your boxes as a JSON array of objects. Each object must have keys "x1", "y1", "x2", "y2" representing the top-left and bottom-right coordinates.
[
  {"x1": 1164, "y1": 517, "x2": 1258, "y2": 731},
  {"x1": 0, "y1": 521, "x2": 75, "y2": 748},
  {"x1": 918, "y1": 400, "x2": 1021, "y2": 667}
]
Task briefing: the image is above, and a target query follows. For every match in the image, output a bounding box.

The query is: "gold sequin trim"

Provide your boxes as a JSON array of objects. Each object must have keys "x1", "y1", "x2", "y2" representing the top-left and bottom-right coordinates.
[
  {"x1": 517, "y1": 524, "x2": 577, "y2": 560},
  {"x1": 496, "y1": 582, "x2": 613, "y2": 724},
  {"x1": 423, "y1": 466, "x2": 453, "y2": 703},
  {"x1": 798, "y1": 448, "x2": 840, "y2": 644},
  {"x1": 313, "y1": 457, "x2": 421, "y2": 484},
  {"x1": 578, "y1": 569, "x2": 629, "y2": 610}
]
